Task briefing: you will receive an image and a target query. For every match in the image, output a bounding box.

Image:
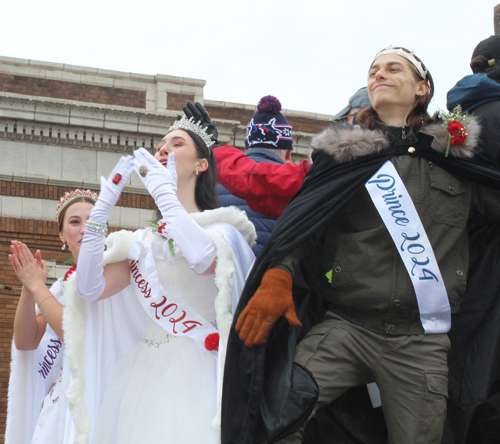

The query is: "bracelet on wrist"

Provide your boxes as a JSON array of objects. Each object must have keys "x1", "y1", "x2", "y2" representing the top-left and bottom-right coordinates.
[
  {"x1": 85, "y1": 220, "x2": 108, "y2": 235},
  {"x1": 37, "y1": 294, "x2": 55, "y2": 308}
]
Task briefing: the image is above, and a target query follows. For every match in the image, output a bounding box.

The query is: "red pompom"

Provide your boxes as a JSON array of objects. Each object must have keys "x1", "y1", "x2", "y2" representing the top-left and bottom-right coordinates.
[
  {"x1": 204, "y1": 333, "x2": 220, "y2": 351},
  {"x1": 257, "y1": 95, "x2": 282, "y2": 113}
]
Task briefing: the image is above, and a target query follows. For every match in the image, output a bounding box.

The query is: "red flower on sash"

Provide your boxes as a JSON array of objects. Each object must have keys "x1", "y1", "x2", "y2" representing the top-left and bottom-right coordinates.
[
  {"x1": 205, "y1": 333, "x2": 219, "y2": 351},
  {"x1": 64, "y1": 263, "x2": 77, "y2": 281},
  {"x1": 158, "y1": 222, "x2": 167, "y2": 234}
]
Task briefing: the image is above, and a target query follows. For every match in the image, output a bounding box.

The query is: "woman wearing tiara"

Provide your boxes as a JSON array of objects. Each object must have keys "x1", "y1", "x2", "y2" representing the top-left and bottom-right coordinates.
[
  {"x1": 67, "y1": 116, "x2": 256, "y2": 444},
  {"x1": 5, "y1": 189, "x2": 97, "y2": 444}
]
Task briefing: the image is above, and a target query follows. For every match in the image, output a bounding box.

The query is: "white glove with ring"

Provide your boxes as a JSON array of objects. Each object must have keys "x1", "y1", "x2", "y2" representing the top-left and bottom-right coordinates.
[
  {"x1": 76, "y1": 156, "x2": 134, "y2": 302},
  {"x1": 133, "y1": 148, "x2": 216, "y2": 274}
]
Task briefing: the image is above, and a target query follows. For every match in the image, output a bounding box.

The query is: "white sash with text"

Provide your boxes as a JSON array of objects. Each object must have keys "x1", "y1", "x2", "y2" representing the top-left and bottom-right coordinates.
[
  {"x1": 35, "y1": 332, "x2": 64, "y2": 391},
  {"x1": 128, "y1": 240, "x2": 219, "y2": 357},
  {"x1": 365, "y1": 160, "x2": 451, "y2": 334}
]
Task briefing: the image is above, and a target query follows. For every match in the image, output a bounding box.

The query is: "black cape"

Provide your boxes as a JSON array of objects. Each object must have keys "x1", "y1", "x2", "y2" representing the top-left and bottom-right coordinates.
[{"x1": 221, "y1": 129, "x2": 500, "y2": 444}]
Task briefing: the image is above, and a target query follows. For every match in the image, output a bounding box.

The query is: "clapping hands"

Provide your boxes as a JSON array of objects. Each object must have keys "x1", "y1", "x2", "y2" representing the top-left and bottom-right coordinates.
[{"x1": 9, "y1": 241, "x2": 48, "y2": 293}]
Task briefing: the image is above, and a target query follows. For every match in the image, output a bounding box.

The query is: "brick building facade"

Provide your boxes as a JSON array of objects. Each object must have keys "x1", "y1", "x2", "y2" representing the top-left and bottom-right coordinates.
[{"x1": 0, "y1": 56, "x2": 331, "y2": 440}]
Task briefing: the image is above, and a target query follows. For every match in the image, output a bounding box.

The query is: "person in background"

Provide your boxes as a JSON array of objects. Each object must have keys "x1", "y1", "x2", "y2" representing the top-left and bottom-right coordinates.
[
  {"x1": 184, "y1": 88, "x2": 369, "y2": 222},
  {"x1": 447, "y1": 35, "x2": 500, "y2": 168},
  {"x1": 5, "y1": 189, "x2": 97, "y2": 444},
  {"x1": 330, "y1": 87, "x2": 371, "y2": 124},
  {"x1": 217, "y1": 95, "x2": 293, "y2": 255},
  {"x1": 443, "y1": 34, "x2": 500, "y2": 442}
]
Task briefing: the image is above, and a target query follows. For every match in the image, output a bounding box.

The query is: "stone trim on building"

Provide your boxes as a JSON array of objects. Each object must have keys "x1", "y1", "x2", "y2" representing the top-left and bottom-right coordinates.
[{"x1": 204, "y1": 100, "x2": 331, "y2": 135}]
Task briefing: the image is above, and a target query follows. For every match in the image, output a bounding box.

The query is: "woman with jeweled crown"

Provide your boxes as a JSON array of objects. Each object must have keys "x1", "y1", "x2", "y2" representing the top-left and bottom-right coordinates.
[
  {"x1": 5, "y1": 189, "x2": 97, "y2": 444},
  {"x1": 65, "y1": 114, "x2": 256, "y2": 444}
]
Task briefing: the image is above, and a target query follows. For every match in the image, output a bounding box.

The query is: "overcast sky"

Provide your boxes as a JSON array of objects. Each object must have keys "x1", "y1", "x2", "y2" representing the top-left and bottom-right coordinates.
[{"x1": 2, "y1": 0, "x2": 497, "y2": 117}]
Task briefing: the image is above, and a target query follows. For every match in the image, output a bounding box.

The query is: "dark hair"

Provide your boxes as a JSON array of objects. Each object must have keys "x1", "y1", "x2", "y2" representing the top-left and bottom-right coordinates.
[
  {"x1": 471, "y1": 54, "x2": 500, "y2": 83},
  {"x1": 470, "y1": 54, "x2": 489, "y2": 73},
  {"x1": 358, "y1": 48, "x2": 435, "y2": 131},
  {"x1": 191, "y1": 133, "x2": 218, "y2": 211},
  {"x1": 57, "y1": 197, "x2": 96, "y2": 232},
  {"x1": 153, "y1": 129, "x2": 218, "y2": 220}
]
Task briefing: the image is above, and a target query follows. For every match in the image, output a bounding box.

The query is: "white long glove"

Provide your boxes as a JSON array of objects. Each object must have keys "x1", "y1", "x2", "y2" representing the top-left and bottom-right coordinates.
[
  {"x1": 76, "y1": 156, "x2": 135, "y2": 302},
  {"x1": 133, "y1": 148, "x2": 216, "y2": 274}
]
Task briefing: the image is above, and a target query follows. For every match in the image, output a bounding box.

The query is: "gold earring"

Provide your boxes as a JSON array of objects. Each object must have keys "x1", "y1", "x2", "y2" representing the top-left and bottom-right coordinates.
[{"x1": 61, "y1": 243, "x2": 67, "y2": 251}]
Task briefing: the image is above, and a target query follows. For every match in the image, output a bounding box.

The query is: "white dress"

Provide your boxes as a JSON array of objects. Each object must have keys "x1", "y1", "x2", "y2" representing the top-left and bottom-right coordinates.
[
  {"x1": 92, "y1": 321, "x2": 218, "y2": 443},
  {"x1": 92, "y1": 242, "x2": 220, "y2": 444},
  {"x1": 64, "y1": 207, "x2": 256, "y2": 444}
]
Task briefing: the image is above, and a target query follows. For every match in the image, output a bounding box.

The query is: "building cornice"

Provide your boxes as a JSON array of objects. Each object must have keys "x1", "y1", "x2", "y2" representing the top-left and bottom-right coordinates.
[
  {"x1": 0, "y1": 94, "x2": 313, "y2": 157},
  {"x1": 204, "y1": 99, "x2": 332, "y2": 121}
]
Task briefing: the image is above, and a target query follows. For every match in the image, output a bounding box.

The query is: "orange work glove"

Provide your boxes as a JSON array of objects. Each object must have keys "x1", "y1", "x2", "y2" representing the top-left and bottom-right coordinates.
[{"x1": 235, "y1": 268, "x2": 302, "y2": 348}]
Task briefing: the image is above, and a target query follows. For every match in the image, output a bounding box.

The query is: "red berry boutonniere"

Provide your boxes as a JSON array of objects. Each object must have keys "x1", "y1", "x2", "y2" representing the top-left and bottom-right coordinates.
[
  {"x1": 440, "y1": 105, "x2": 477, "y2": 157},
  {"x1": 447, "y1": 121, "x2": 467, "y2": 146}
]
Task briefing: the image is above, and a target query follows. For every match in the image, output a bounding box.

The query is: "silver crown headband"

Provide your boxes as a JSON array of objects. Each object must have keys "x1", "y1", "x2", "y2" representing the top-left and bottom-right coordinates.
[
  {"x1": 168, "y1": 116, "x2": 215, "y2": 149},
  {"x1": 373, "y1": 46, "x2": 429, "y2": 80}
]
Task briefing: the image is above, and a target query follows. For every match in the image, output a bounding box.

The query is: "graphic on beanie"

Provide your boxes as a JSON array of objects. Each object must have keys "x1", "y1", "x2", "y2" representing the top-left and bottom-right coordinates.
[
  {"x1": 247, "y1": 118, "x2": 283, "y2": 147},
  {"x1": 245, "y1": 95, "x2": 293, "y2": 150}
]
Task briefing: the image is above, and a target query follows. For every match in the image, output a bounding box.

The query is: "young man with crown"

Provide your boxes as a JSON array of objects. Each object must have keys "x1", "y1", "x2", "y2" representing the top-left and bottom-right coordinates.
[
  {"x1": 64, "y1": 116, "x2": 256, "y2": 444},
  {"x1": 6, "y1": 189, "x2": 97, "y2": 444},
  {"x1": 221, "y1": 46, "x2": 500, "y2": 444}
]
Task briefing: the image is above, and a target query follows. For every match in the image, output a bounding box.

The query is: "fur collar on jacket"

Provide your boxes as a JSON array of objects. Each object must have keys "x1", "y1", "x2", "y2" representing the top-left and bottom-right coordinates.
[{"x1": 310, "y1": 119, "x2": 481, "y2": 163}]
